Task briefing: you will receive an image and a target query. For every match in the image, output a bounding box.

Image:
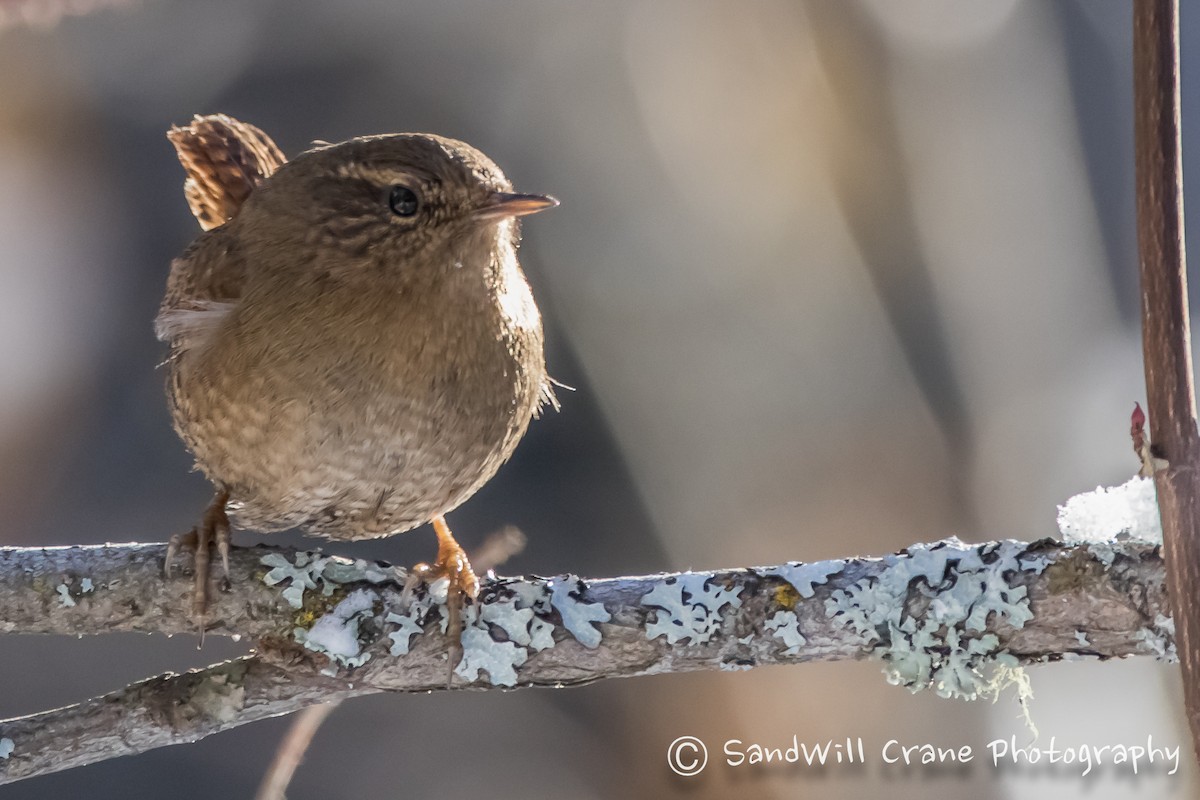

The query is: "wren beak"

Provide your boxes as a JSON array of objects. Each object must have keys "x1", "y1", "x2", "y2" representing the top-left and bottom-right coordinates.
[{"x1": 473, "y1": 192, "x2": 559, "y2": 221}]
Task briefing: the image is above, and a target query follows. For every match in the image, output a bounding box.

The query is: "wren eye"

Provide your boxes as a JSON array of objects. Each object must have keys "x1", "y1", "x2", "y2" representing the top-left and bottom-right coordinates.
[{"x1": 388, "y1": 185, "x2": 420, "y2": 217}]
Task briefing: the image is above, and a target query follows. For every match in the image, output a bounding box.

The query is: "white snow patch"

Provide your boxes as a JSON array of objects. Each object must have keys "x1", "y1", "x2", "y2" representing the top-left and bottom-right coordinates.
[{"x1": 1057, "y1": 476, "x2": 1162, "y2": 545}]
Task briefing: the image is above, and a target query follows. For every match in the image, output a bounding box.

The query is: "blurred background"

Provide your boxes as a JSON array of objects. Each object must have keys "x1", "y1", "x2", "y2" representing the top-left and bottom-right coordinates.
[{"x1": 0, "y1": 0, "x2": 1193, "y2": 797}]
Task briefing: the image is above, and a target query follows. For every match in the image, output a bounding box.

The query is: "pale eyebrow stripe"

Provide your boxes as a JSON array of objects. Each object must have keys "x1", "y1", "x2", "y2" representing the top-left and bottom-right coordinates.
[{"x1": 332, "y1": 163, "x2": 420, "y2": 186}]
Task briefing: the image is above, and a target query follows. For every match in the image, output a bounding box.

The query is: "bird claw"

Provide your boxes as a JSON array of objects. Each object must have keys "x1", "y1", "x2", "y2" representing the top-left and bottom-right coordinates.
[
  {"x1": 408, "y1": 516, "x2": 479, "y2": 688},
  {"x1": 164, "y1": 489, "x2": 232, "y2": 641}
]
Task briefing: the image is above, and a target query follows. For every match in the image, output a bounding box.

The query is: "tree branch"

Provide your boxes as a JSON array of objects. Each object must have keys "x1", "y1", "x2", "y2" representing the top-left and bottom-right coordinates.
[
  {"x1": 254, "y1": 701, "x2": 342, "y2": 800},
  {"x1": 0, "y1": 536, "x2": 1173, "y2": 784},
  {"x1": 1133, "y1": 0, "x2": 1200, "y2": 765}
]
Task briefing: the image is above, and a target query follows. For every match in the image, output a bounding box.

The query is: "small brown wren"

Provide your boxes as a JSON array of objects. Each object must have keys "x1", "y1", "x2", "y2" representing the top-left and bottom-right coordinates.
[{"x1": 159, "y1": 115, "x2": 557, "y2": 645}]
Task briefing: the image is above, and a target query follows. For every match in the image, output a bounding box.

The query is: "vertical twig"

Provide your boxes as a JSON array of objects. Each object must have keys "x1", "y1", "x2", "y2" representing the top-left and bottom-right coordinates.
[{"x1": 1133, "y1": 0, "x2": 1200, "y2": 766}]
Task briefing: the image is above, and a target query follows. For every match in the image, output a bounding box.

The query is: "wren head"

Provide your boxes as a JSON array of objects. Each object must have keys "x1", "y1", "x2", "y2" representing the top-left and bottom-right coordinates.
[{"x1": 229, "y1": 133, "x2": 556, "y2": 288}]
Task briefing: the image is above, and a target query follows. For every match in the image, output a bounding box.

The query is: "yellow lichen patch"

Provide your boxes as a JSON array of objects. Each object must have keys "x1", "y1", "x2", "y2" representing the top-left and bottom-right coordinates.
[
  {"x1": 293, "y1": 587, "x2": 348, "y2": 630},
  {"x1": 774, "y1": 583, "x2": 801, "y2": 609}
]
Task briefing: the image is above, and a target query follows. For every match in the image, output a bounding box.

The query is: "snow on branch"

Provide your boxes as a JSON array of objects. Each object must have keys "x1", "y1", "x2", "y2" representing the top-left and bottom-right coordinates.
[{"x1": 0, "y1": 513, "x2": 1175, "y2": 784}]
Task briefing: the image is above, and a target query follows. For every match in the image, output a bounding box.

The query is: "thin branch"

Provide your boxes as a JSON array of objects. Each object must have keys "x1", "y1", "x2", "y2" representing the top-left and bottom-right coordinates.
[
  {"x1": 1, "y1": 657, "x2": 361, "y2": 784},
  {"x1": 254, "y1": 702, "x2": 342, "y2": 800},
  {"x1": 0, "y1": 536, "x2": 1172, "y2": 784},
  {"x1": 1133, "y1": 0, "x2": 1200, "y2": 765}
]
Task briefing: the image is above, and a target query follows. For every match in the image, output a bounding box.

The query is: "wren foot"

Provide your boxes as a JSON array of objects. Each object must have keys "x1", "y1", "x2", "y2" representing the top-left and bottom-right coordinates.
[
  {"x1": 164, "y1": 488, "x2": 231, "y2": 638},
  {"x1": 408, "y1": 515, "x2": 479, "y2": 687}
]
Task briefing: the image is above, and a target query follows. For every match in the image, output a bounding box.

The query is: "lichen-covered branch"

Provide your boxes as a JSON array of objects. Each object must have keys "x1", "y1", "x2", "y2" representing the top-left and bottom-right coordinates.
[{"x1": 0, "y1": 537, "x2": 1173, "y2": 784}]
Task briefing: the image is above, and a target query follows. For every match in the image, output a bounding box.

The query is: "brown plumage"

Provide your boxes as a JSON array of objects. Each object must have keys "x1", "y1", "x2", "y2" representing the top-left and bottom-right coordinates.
[
  {"x1": 160, "y1": 116, "x2": 556, "y2": 641},
  {"x1": 167, "y1": 115, "x2": 287, "y2": 231}
]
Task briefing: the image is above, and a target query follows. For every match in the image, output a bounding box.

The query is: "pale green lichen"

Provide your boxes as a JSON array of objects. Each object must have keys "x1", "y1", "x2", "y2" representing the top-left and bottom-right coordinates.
[
  {"x1": 764, "y1": 610, "x2": 805, "y2": 655},
  {"x1": 260, "y1": 551, "x2": 399, "y2": 609},
  {"x1": 55, "y1": 584, "x2": 75, "y2": 608},
  {"x1": 261, "y1": 552, "x2": 327, "y2": 607},
  {"x1": 826, "y1": 538, "x2": 1042, "y2": 701},
  {"x1": 385, "y1": 580, "x2": 441, "y2": 657},
  {"x1": 548, "y1": 576, "x2": 609, "y2": 648},
  {"x1": 452, "y1": 578, "x2": 576, "y2": 686},
  {"x1": 383, "y1": 574, "x2": 608, "y2": 686},
  {"x1": 0, "y1": 737, "x2": 12, "y2": 759},
  {"x1": 456, "y1": 625, "x2": 527, "y2": 685},
  {"x1": 480, "y1": 602, "x2": 536, "y2": 644},
  {"x1": 643, "y1": 573, "x2": 743, "y2": 645},
  {"x1": 55, "y1": 575, "x2": 97, "y2": 608},
  {"x1": 386, "y1": 610, "x2": 425, "y2": 656},
  {"x1": 451, "y1": 578, "x2": 606, "y2": 685},
  {"x1": 1134, "y1": 614, "x2": 1177, "y2": 661},
  {"x1": 981, "y1": 660, "x2": 1037, "y2": 735},
  {"x1": 767, "y1": 561, "x2": 842, "y2": 599},
  {"x1": 294, "y1": 588, "x2": 378, "y2": 674}
]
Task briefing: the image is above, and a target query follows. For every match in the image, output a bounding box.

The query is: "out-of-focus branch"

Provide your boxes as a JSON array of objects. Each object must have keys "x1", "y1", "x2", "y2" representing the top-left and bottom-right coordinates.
[
  {"x1": 0, "y1": 0, "x2": 132, "y2": 32},
  {"x1": 254, "y1": 702, "x2": 342, "y2": 800},
  {"x1": 1133, "y1": 0, "x2": 1200, "y2": 766},
  {"x1": 1, "y1": 656, "x2": 362, "y2": 784},
  {"x1": 0, "y1": 537, "x2": 1173, "y2": 784}
]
